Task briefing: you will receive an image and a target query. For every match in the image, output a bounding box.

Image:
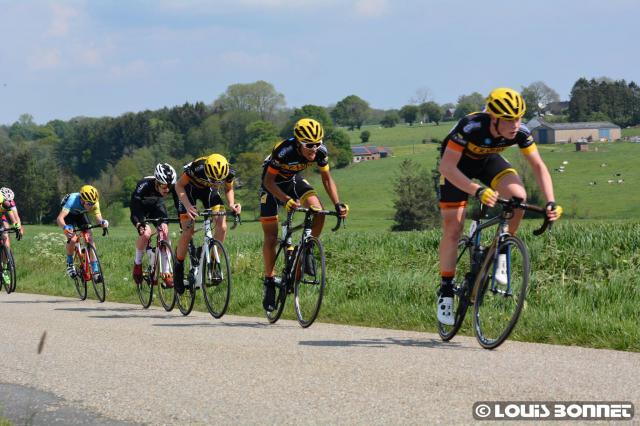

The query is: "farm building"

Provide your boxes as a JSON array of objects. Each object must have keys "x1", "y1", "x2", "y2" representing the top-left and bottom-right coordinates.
[
  {"x1": 527, "y1": 118, "x2": 621, "y2": 144},
  {"x1": 351, "y1": 146, "x2": 392, "y2": 163}
]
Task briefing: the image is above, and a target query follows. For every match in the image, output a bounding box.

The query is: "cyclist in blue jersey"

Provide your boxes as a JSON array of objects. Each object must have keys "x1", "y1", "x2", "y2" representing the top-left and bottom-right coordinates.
[{"x1": 56, "y1": 185, "x2": 109, "y2": 281}]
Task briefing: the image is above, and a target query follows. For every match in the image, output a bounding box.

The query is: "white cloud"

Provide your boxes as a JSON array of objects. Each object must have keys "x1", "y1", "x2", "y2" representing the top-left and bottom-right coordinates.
[
  {"x1": 28, "y1": 48, "x2": 61, "y2": 70},
  {"x1": 110, "y1": 60, "x2": 149, "y2": 78},
  {"x1": 354, "y1": 0, "x2": 388, "y2": 17},
  {"x1": 49, "y1": 3, "x2": 79, "y2": 36},
  {"x1": 78, "y1": 47, "x2": 102, "y2": 66}
]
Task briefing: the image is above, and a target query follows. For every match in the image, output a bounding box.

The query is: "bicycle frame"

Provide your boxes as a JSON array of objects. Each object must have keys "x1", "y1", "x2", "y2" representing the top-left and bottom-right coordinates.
[{"x1": 69, "y1": 225, "x2": 107, "y2": 281}]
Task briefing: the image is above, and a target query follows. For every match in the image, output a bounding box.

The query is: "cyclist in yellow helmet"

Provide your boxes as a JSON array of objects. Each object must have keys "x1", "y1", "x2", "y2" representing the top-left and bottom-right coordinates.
[
  {"x1": 436, "y1": 87, "x2": 562, "y2": 325},
  {"x1": 260, "y1": 118, "x2": 349, "y2": 312},
  {"x1": 56, "y1": 185, "x2": 109, "y2": 281},
  {"x1": 172, "y1": 153, "x2": 241, "y2": 293}
]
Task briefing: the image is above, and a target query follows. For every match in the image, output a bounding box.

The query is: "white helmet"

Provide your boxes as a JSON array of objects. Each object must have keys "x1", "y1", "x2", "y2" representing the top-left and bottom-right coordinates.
[
  {"x1": 154, "y1": 163, "x2": 177, "y2": 185},
  {"x1": 0, "y1": 187, "x2": 14, "y2": 202}
]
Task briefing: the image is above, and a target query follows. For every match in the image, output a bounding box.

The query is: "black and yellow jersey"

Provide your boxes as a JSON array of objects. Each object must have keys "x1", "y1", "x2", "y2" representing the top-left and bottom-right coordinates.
[
  {"x1": 262, "y1": 138, "x2": 330, "y2": 182},
  {"x1": 441, "y1": 112, "x2": 536, "y2": 159},
  {"x1": 182, "y1": 157, "x2": 236, "y2": 190}
]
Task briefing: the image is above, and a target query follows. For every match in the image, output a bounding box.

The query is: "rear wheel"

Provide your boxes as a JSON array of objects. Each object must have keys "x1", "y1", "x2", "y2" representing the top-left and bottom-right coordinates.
[
  {"x1": 87, "y1": 244, "x2": 106, "y2": 303},
  {"x1": 176, "y1": 246, "x2": 196, "y2": 316},
  {"x1": 0, "y1": 246, "x2": 16, "y2": 294},
  {"x1": 266, "y1": 246, "x2": 289, "y2": 324},
  {"x1": 73, "y1": 248, "x2": 88, "y2": 301},
  {"x1": 156, "y1": 241, "x2": 176, "y2": 312},
  {"x1": 438, "y1": 237, "x2": 472, "y2": 341},
  {"x1": 294, "y1": 238, "x2": 326, "y2": 328},
  {"x1": 136, "y1": 247, "x2": 153, "y2": 309},
  {"x1": 474, "y1": 236, "x2": 530, "y2": 349},
  {"x1": 202, "y1": 240, "x2": 231, "y2": 319}
]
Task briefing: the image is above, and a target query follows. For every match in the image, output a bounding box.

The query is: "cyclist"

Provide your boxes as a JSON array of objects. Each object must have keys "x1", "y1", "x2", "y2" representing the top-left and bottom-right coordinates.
[
  {"x1": 260, "y1": 118, "x2": 348, "y2": 312},
  {"x1": 437, "y1": 87, "x2": 563, "y2": 325},
  {"x1": 0, "y1": 187, "x2": 25, "y2": 246},
  {"x1": 130, "y1": 163, "x2": 177, "y2": 287},
  {"x1": 172, "y1": 153, "x2": 241, "y2": 294},
  {"x1": 56, "y1": 185, "x2": 109, "y2": 281}
]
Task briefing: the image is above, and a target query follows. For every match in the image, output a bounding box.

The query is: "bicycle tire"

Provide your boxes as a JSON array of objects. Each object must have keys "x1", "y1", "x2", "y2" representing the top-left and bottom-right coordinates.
[
  {"x1": 136, "y1": 247, "x2": 153, "y2": 309},
  {"x1": 473, "y1": 236, "x2": 530, "y2": 349},
  {"x1": 438, "y1": 237, "x2": 472, "y2": 341},
  {"x1": 73, "y1": 248, "x2": 88, "y2": 300},
  {"x1": 176, "y1": 249, "x2": 196, "y2": 316},
  {"x1": 266, "y1": 245, "x2": 288, "y2": 324},
  {"x1": 294, "y1": 237, "x2": 326, "y2": 328},
  {"x1": 156, "y1": 240, "x2": 176, "y2": 312},
  {"x1": 202, "y1": 240, "x2": 231, "y2": 319},
  {"x1": 87, "y1": 244, "x2": 106, "y2": 303},
  {"x1": 1, "y1": 246, "x2": 16, "y2": 294}
]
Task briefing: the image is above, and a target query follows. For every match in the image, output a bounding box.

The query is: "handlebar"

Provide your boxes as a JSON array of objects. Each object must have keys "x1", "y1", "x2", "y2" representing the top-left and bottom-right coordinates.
[
  {"x1": 200, "y1": 210, "x2": 242, "y2": 229},
  {"x1": 0, "y1": 227, "x2": 21, "y2": 241},
  {"x1": 495, "y1": 197, "x2": 552, "y2": 236},
  {"x1": 286, "y1": 207, "x2": 345, "y2": 232},
  {"x1": 67, "y1": 223, "x2": 109, "y2": 243}
]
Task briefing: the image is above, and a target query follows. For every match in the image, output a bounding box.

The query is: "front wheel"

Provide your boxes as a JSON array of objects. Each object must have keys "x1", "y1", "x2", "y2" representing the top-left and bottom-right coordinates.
[
  {"x1": 136, "y1": 248, "x2": 153, "y2": 309},
  {"x1": 438, "y1": 237, "x2": 472, "y2": 341},
  {"x1": 202, "y1": 240, "x2": 231, "y2": 319},
  {"x1": 294, "y1": 238, "x2": 326, "y2": 328},
  {"x1": 73, "y1": 248, "x2": 88, "y2": 300},
  {"x1": 156, "y1": 241, "x2": 176, "y2": 312},
  {"x1": 0, "y1": 246, "x2": 16, "y2": 294},
  {"x1": 473, "y1": 236, "x2": 530, "y2": 349},
  {"x1": 87, "y1": 244, "x2": 106, "y2": 303}
]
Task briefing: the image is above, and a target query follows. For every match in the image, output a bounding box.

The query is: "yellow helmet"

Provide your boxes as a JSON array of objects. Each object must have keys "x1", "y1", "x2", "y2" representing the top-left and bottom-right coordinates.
[
  {"x1": 486, "y1": 87, "x2": 526, "y2": 120},
  {"x1": 79, "y1": 185, "x2": 99, "y2": 203},
  {"x1": 204, "y1": 154, "x2": 230, "y2": 181},
  {"x1": 294, "y1": 118, "x2": 324, "y2": 143}
]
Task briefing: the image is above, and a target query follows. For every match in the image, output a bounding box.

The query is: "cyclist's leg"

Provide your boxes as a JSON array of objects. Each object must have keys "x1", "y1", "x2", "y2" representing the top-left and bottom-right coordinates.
[
  {"x1": 205, "y1": 191, "x2": 226, "y2": 243},
  {"x1": 64, "y1": 213, "x2": 83, "y2": 276},
  {"x1": 481, "y1": 155, "x2": 526, "y2": 235},
  {"x1": 173, "y1": 185, "x2": 198, "y2": 292},
  {"x1": 1, "y1": 217, "x2": 10, "y2": 249},
  {"x1": 260, "y1": 188, "x2": 280, "y2": 311},
  {"x1": 295, "y1": 177, "x2": 323, "y2": 237},
  {"x1": 131, "y1": 205, "x2": 152, "y2": 284}
]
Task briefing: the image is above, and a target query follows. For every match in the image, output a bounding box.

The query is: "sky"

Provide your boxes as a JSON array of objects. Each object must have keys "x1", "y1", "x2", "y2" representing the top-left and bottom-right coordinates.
[{"x1": 1, "y1": 0, "x2": 638, "y2": 125}]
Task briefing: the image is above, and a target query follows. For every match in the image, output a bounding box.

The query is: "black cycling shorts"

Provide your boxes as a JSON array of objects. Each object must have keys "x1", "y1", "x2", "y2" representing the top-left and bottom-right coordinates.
[
  {"x1": 65, "y1": 212, "x2": 91, "y2": 228},
  {"x1": 259, "y1": 176, "x2": 317, "y2": 222},
  {"x1": 439, "y1": 154, "x2": 517, "y2": 209},
  {"x1": 173, "y1": 184, "x2": 224, "y2": 218},
  {"x1": 129, "y1": 201, "x2": 169, "y2": 228}
]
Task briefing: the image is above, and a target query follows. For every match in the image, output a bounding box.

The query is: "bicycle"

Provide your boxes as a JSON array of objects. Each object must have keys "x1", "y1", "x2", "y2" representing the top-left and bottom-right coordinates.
[
  {"x1": 437, "y1": 197, "x2": 552, "y2": 349},
  {"x1": 176, "y1": 210, "x2": 240, "y2": 318},
  {"x1": 68, "y1": 224, "x2": 109, "y2": 302},
  {"x1": 266, "y1": 207, "x2": 344, "y2": 328},
  {"x1": 135, "y1": 218, "x2": 178, "y2": 311},
  {"x1": 0, "y1": 227, "x2": 21, "y2": 294}
]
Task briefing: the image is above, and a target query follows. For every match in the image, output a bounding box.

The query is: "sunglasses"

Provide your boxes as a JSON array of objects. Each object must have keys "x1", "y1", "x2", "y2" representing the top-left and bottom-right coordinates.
[
  {"x1": 83, "y1": 200, "x2": 95, "y2": 206},
  {"x1": 157, "y1": 183, "x2": 170, "y2": 190},
  {"x1": 299, "y1": 140, "x2": 323, "y2": 150}
]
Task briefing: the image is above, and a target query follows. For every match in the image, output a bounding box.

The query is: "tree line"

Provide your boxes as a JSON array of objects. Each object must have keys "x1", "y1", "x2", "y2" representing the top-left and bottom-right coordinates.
[{"x1": 2, "y1": 77, "x2": 638, "y2": 225}]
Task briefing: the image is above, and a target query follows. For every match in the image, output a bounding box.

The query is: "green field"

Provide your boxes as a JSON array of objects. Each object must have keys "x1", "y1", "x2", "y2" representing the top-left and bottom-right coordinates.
[{"x1": 5, "y1": 124, "x2": 640, "y2": 352}]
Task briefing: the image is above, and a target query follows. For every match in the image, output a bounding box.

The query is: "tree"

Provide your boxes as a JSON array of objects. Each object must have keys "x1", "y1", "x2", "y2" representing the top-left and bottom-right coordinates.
[
  {"x1": 380, "y1": 111, "x2": 400, "y2": 128},
  {"x1": 233, "y1": 152, "x2": 265, "y2": 218},
  {"x1": 392, "y1": 159, "x2": 439, "y2": 231},
  {"x1": 419, "y1": 101, "x2": 442, "y2": 125},
  {"x1": 399, "y1": 105, "x2": 419, "y2": 126},
  {"x1": 409, "y1": 86, "x2": 432, "y2": 105},
  {"x1": 280, "y1": 105, "x2": 333, "y2": 138},
  {"x1": 326, "y1": 129, "x2": 352, "y2": 168},
  {"x1": 454, "y1": 92, "x2": 485, "y2": 119},
  {"x1": 213, "y1": 80, "x2": 285, "y2": 121},
  {"x1": 521, "y1": 81, "x2": 560, "y2": 119},
  {"x1": 246, "y1": 120, "x2": 279, "y2": 155},
  {"x1": 360, "y1": 130, "x2": 371, "y2": 143},
  {"x1": 330, "y1": 95, "x2": 370, "y2": 130}
]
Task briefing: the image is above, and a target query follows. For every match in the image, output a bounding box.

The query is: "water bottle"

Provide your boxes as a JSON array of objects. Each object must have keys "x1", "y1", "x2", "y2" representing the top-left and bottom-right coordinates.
[{"x1": 147, "y1": 247, "x2": 156, "y2": 268}]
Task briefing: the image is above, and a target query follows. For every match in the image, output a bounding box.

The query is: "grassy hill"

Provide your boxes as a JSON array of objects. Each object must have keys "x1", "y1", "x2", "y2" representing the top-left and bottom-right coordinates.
[{"x1": 303, "y1": 123, "x2": 640, "y2": 227}]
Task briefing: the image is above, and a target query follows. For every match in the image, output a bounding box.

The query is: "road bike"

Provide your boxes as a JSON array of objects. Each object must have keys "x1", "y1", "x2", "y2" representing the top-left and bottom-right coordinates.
[
  {"x1": 136, "y1": 218, "x2": 178, "y2": 311},
  {"x1": 266, "y1": 207, "x2": 344, "y2": 328},
  {"x1": 438, "y1": 197, "x2": 552, "y2": 349},
  {"x1": 68, "y1": 224, "x2": 108, "y2": 302},
  {"x1": 176, "y1": 211, "x2": 240, "y2": 318},
  {"x1": 0, "y1": 227, "x2": 21, "y2": 294}
]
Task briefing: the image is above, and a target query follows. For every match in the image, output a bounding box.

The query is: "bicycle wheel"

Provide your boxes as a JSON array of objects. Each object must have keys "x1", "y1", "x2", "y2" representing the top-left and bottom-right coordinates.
[
  {"x1": 176, "y1": 250, "x2": 196, "y2": 316},
  {"x1": 473, "y1": 236, "x2": 530, "y2": 349},
  {"x1": 156, "y1": 241, "x2": 176, "y2": 312},
  {"x1": 266, "y1": 246, "x2": 288, "y2": 324},
  {"x1": 87, "y1": 244, "x2": 106, "y2": 303},
  {"x1": 294, "y1": 237, "x2": 326, "y2": 328},
  {"x1": 136, "y1": 247, "x2": 153, "y2": 309},
  {"x1": 0, "y1": 246, "x2": 17, "y2": 294},
  {"x1": 202, "y1": 240, "x2": 231, "y2": 319},
  {"x1": 438, "y1": 237, "x2": 472, "y2": 341},
  {"x1": 73, "y1": 249, "x2": 88, "y2": 301}
]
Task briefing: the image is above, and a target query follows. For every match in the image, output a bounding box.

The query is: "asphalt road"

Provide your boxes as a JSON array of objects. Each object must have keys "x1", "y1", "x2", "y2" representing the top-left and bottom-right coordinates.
[{"x1": 0, "y1": 292, "x2": 637, "y2": 425}]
